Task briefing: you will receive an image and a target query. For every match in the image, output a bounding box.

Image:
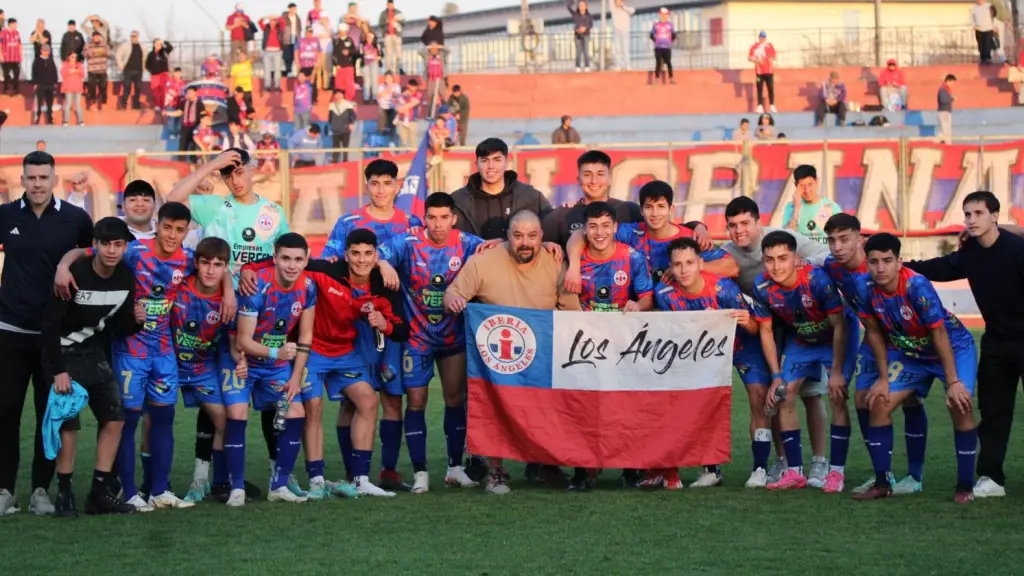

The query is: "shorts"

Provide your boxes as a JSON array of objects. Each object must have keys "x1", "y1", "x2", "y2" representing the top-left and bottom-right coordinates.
[
  {"x1": 402, "y1": 343, "x2": 464, "y2": 390},
  {"x1": 59, "y1": 345, "x2": 124, "y2": 430},
  {"x1": 306, "y1": 350, "x2": 371, "y2": 401},
  {"x1": 733, "y1": 349, "x2": 770, "y2": 387},
  {"x1": 886, "y1": 345, "x2": 978, "y2": 398},
  {"x1": 852, "y1": 341, "x2": 880, "y2": 392},
  {"x1": 223, "y1": 362, "x2": 293, "y2": 411},
  {"x1": 180, "y1": 372, "x2": 221, "y2": 408},
  {"x1": 114, "y1": 352, "x2": 179, "y2": 410},
  {"x1": 376, "y1": 340, "x2": 404, "y2": 396},
  {"x1": 773, "y1": 320, "x2": 821, "y2": 397},
  {"x1": 781, "y1": 335, "x2": 858, "y2": 393}
]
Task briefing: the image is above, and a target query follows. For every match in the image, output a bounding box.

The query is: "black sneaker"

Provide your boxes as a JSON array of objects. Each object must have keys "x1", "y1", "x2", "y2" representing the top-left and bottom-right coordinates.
[
  {"x1": 523, "y1": 463, "x2": 541, "y2": 480},
  {"x1": 463, "y1": 456, "x2": 488, "y2": 483},
  {"x1": 54, "y1": 492, "x2": 77, "y2": 519},
  {"x1": 567, "y1": 468, "x2": 593, "y2": 492},
  {"x1": 85, "y1": 487, "x2": 137, "y2": 515},
  {"x1": 210, "y1": 483, "x2": 231, "y2": 503},
  {"x1": 619, "y1": 469, "x2": 642, "y2": 488}
]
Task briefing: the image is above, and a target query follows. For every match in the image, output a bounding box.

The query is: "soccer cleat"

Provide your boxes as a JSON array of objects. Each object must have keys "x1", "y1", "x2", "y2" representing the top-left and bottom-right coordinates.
[
  {"x1": 126, "y1": 494, "x2": 155, "y2": 513},
  {"x1": 378, "y1": 470, "x2": 412, "y2": 492},
  {"x1": 485, "y1": 469, "x2": 511, "y2": 495},
  {"x1": 821, "y1": 470, "x2": 845, "y2": 493},
  {"x1": 690, "y1": 468, "x2": 723, "y2": 488},
  {"x1": 766, "y1": 457, "x2": 787, "y2": 484},
  {"x1": 210, "y1": 483, "x2": 231, "y2": 503},
  {"x1": 464, "y1": 456, "x2": 488, "y2": 483},
  {"x1": 54, "y1": 492, "x2": 77, "y2": 519},
  {"x1": 536, "y1": 465, "x2": 568, "y2": 488},
  {"x1": 151, "y1": 491, "x2": 196, "y2": 509},
  {"x1": 226, "y1": 489, "x2": 246, "y2": 507},
  {"x1": 745, "y1": 468, "x2": 769, "y2": 489},
  {"x1": 444, "y1": 466, "x2": 479, "y2": 488},
  {"x1": 619, "y1": 469, "x2": 642, "y2": 488},
  {"x1": 892, "y1": 475, "x2": 923, "y2": 495},
  {"x1": 973, "y1": 476, "x2": 1006, "y2": 498},
  {"x1": 566, "y1": 469, "x2": 593, "y2": 492},
  {"x1": 854, "y1": 472, "x2": 894, "y2": 494},
  {"x1": 355, "y1": 476, "x2": 397, "y2": 498},
  {"x1": 306, "y1": 478, "x2": 331, "y2": 501},
  {"x1": 286, "y1": 474, "x2": 308, "y2": 498},
  {"x1": 852, "y1": 482, "x2": 893, "y2": 501},
  {"x1": 664, "y1": 469, "x2": 684, "y2": 490},
  {"x1": 955, "y1": 489, "x2": 975, "y2": 504},
  {"x1": 328, "y1": 480, "x2": 359, "y2": 499},
  {"x1": 85, "y1": 487, "x2": 136, "y2": 515},
  {"x1": 806, "y1": 460, "x2": 829, "y2": 489},
  {"x1": 268, "y1": 486, "x2": 308, "y2": 503},
  {"x1": 640, "y1": 469, "x2": 666, "y2": 488},
  {"x1": 411, "y1": 471, "x2": 430, "y2": 494},
  {"x1": 184, "y1": 479, "x2": 210, "y2": 504},
  {"x1": 766, "y1": 469, "x2": 807, "y2": 491},
  {"x1": 0, "y1": 489, "x2": 20, "y2": 515},
  {"x1": 29, "y1": 488, "x2": 55, "y2": 515}
]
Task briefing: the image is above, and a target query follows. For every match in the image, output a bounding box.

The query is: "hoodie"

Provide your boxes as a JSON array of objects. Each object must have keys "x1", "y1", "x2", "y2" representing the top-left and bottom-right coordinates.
[
  {"x1": 328, "y1": 99, "x2": 357, "y2": 134},
  {"x1": 451, "y1": 171, "x2": 553, "y2": 240}
]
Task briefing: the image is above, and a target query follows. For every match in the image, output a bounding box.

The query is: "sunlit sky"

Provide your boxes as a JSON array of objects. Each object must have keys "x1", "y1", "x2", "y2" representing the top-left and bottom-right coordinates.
[{"x1": 21, "y1": 0, "x2": 516, "y2": 41}]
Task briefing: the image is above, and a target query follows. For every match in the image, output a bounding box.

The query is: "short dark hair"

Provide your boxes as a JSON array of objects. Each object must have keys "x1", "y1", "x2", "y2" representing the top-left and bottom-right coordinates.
[
  {"x1": 275, "y1": 232, "x2": 309, "y2": 253},
  {"x1": 408, "y1": 78, "x2": 419, "y2": 88},
  {"x1": 864, "y1": 232, "x2": 902, "y2": 258},
  {"x1": 23, "y1": 150, "x2": 55, "y2": 169},
  {"x1": 475, "y1": 137, "x2": 508, "y2": 159},
  {"x1": 583, "y1": 201, "x2": 616, "y2": 223},
  {"x1": 123, "y1": 179, "x2": 156, "y2": 199},
  {"x1": 638, "y1": 180, "x2": 673, "y2": 206},
  {"x1": 725, "y1": 196, "x2": 760, "y2": 220},
  {"x1": 452, "y1": 84, "x2": 462, "y2": 92},
  {"x1": 309, "y1": 124, "x2": 321, "y2": 134},
  {"x1": 93, "y1": 217, "x2": 133, "y2": 243},
  {"x1": 364, "y1": 158, "x2": 398, "y2": 180},
  {"x1": 739, "y1": 118, "x2": 749, "y2": 126},
  {"x1": 157, "y1": 201, "x2": 192, "y2": 225},
  {"x1": 424, "y1": 191, "x2": 456, "y2": 211},
  {"x1": 761, "y1": 230, "x2": 797, "y2": 253},
  {"x1": 195, "y1": 237, "x2": 230, "y2": 263},
  {"x1": 945, "y1": 74, "x2": 957, "y2": 82},
  {"x1": 7, "y1": 18, "x2": 15, "y2": 24},
  {"x1": 668, "y1": 237, "x2": 702, "y2": 258},
  {"x1": 173, "y1": 66, "x2": 182, "y2": 72},
  {"x1": 345, "y1": 228, "x2": 378, "y2": 249},
  {"x1": 186, "y1": 86, "x2": 197, "y2": 92},
  {"x1": 218, "y1": 148, "x2": 251, "y2": 177},
  {"x1": 824, "y1": 213, "x2": 861, "y2": 235},
  {"x1": 793, "y1": 164, "x2": 817, "y2": 183},
  {"x1": 963, "y1": 190, "x2": 1000, "y2": 213},
  {"x1": 576, "y1": 150, "x2": 611, "y2": 170}
]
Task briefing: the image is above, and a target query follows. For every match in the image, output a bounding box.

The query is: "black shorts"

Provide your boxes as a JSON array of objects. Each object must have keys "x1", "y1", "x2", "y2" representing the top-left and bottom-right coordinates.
[{"x1": 57, "y1": 345, "x2": 124, "y2": 430}]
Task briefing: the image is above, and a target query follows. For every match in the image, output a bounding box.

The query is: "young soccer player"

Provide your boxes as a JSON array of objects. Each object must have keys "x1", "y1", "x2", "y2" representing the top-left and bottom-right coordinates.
[
  {"x1": 853, "y1": 233, "x2": 978, "y2": 504},
  {"x1": 655, "y1": 237, "x2": 773, "y2": 489},
  {"x1": 751, "y1": 231, "x2": 858, "y2": 491},
  {"x1": 824, "y1": 214, "x2": 927, "y2": 495}
]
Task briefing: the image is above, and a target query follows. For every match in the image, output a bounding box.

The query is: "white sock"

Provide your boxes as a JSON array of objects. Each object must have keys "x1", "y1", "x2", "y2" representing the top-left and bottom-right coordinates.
[
  {"x1": 193, "y1": 458, "x2": 210, "y2": 483},
  {"x1": 355, "y1": 475, "x2": 369, "y2": 484},
  {"x1": 812, "y1": 456, "x2": 828, "y2": 464},
  {"x1": 310, "y1": 475, "x2": 324, "y2": 485},
  {"x1": 830, "y1": 465, "x2": 845, "y2": 474}
]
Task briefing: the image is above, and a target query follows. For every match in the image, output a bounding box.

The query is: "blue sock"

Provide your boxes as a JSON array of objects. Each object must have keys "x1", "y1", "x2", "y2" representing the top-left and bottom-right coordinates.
[
  {"x1": 752, "y1": 428, "x2": 771, "y2": 470},
  {"x1": 868, "y1": 424, "x2": 894, "y2": 486},
  {"x1": 306, "y1": 459, "x2": 325, "y2": 480},
  {"x1": 271, "y1": 418, "x2": 304, "y2": 490},
  {"x1": 781, "y1": 429, "x2": 803, "y2": 470},
  {"x1": 139, "y1": 452, "x2": 152, "y2": 496},
  {"x1": 444, "y1": 405, "x2": 467, "y2": 468},
  {"x1": 336, "y1": 426, "x2": 353, "y2": 478},
  {"x1": 954, "y1": 428, "x2": 977, "y2": 489},
  {"x1": 147, "y1": 405, "x2": 176, "y2": 496},
  {"x1": 856, "y1": 408, "x2": 870, "y2": 449},
  {"x1": 829, "y1": 425, "x2": 851, "y2": 469},
  {"x1": 118, "y1": 410, "x2": 142, "y2": 499},
  {"x1": 404, "y1": 409, "x2": 427, "y2": 472},
  {"x1": 351, "y1": 449, "x2": 372, "y2": 479},
  {"x1": 379, "y1": 419, "x2": 402, "y2": 472},
  {"x1": 903, "y1": 404, "x2": 927, "y2": 481},
  {"x1": 212, "y1": 449, "x2": 228, "y2": 486},
  {"x1": 225, "y1": 419, "x2": 248, "y2": 490}
]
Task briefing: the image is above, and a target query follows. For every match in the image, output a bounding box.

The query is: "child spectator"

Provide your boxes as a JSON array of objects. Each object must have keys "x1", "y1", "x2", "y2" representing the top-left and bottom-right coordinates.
[
  {"x1": 60, "y1": 52, "x2": 85, "y2": 126},
  {"x1": 294, "y1": 71, "x2": 313, "y2": 131}
]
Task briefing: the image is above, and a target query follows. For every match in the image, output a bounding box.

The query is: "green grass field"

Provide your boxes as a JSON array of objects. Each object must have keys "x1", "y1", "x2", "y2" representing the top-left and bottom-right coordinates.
[{"x1": 6, "y1": 332, "x2": 1024, "y2": 575}]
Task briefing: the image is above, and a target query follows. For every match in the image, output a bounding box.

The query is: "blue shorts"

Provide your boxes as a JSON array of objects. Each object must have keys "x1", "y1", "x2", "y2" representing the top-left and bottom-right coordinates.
[
  {"x1": 781, "y1": 332, "x2": 859, "y2": 385},
  {"x1": 223, "y1": 362, "x2": 292, "y2": 411},
  {"x1": 734, "y1": 350, "x2": 771, "y2": 387},
  {"x1": 179, "y1": 372, "x2": 221, "y2": 408},
  {"x1": 306, "y1": 350, "x2": 371, "y2": 401},
  {"x1": 374, "y1": 341, "x2": 404, "y2": 396},
  {"x1": 402, "y1": 343, "x2": 464, "y2": 389},
  {"x1": 852, "y1": 342, "x2": 880, "y2": 392},
  {"x1": 114, "y1": 353, "x2": 179, "y2": 409},
  {"x1": 886, "y1": 345, "x2": 977, "y2": 398}
]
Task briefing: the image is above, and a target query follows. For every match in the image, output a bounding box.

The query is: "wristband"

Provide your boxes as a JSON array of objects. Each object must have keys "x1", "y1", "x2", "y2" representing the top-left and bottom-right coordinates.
[
  {"x1": 268, "y1": 347, "x2": 279, "y2": 360},
  {"x1": 771, "y1": 372, "x2": 782, "y2": 380}
]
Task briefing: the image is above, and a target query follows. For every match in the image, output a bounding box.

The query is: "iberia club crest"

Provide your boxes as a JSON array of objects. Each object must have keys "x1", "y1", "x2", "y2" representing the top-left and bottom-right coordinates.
[{"x1": 475, "y1": 314, "x2": 537, "y2": 375}]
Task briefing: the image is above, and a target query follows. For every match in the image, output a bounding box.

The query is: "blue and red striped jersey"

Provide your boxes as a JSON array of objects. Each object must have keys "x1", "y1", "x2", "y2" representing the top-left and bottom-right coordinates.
[
  {"x1": 824, "y1": 254, "x2": 871, "y2": 314},
  {"x1": 113, "y1": 238, "x2": 194, "y2": 358},
  {"x1": 237, "y1": 267, "x2": 317, "y2": 369},
  {"x1": 751, "y1": 265, "x2": 844, "y2": 345},
  {"x1": 855, "y1": 267, "x2": 974, "y2": 358},
  {"x1": 379, "y1": 229, "x2": 484, "y2": 350},
  {"x1": 615, "y1": 222, "x2": 728, "y2": 285},
  {"x1": 171, "y1": 277, "x2": 224, "y2": 381},
  {"x1": 578, "y1": 242, "x2": 654, "y2": 311},
  {"x1": 321, "y1": 205, "x2": 423, "y2": 258},
  {"x1": 654, "y1": 271, "x2": 763, "y2": 355}
]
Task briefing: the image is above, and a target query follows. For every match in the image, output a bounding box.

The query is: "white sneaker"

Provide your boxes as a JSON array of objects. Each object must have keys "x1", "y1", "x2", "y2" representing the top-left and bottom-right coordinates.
[
  {"x1": 355, "y1": 476, "x2": 396, "y2": 497},
  {"x1": 755, "y1": 105, "x2": 764, "y2": 114},
  {"x1": 126, "y1": 494, "x2": 155, "y2": 512},
  {"x1": 584, "y1": 66, "x2": 591, "y2": 72},
  {"x1": 411, "y1": 471, "x2": 430, "y2": 494},
  {"x1": 690, "y1": 469, "x2": 723, "y2": 488},
  {"x1": 973, "y1": 476, "x2": 1006, "y2": 498},
  {"x1": 29, "y1": 488, "x2": 54, "y2": 515},
  {"x1": 486, "y1": 469, "x2": 511, "y2": 495},
  {"x1": 806, "y1": 460, "x2": 829, "y2": 488},
  {"x1": 444, "y1": 466, "x2": 479, "y2": 488},
  {"x1": 150, "y1": 491, "x2": 196, "y2": 509},
  {"x1": 745, "y1": 468, "x2": 768, "y2": 488},
  {"x1": 0, "y1": 489, "x2": 19, "y2": 515},
  {"x1": 575, "y1": 67, "x2": 582, "y2": 73},
  {"x1": 226, "y1": 489, "x2": 246, "y2": 507},
  {"x1": 268, "y1": 485, "x2": 308, "y2": 503},
  {"x1": 770, "y1": 105, "x2": 778, "y2": 113}
]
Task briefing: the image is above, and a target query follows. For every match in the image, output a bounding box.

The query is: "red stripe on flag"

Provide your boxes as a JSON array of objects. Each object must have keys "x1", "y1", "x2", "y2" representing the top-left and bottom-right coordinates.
[{"x1": 466, "y1": 378, "x2": 732, "y2": 469}]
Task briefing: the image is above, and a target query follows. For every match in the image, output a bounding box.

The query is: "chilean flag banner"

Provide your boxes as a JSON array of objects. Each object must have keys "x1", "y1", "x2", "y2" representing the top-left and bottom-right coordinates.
[{"x1": 465, "y1": 304, "x2": 735, "y2": 469}]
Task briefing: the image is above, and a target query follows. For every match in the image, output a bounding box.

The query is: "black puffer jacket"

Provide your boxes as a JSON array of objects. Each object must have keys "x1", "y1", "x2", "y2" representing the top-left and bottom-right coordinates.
[{"x1": 451, "y1": 171, "x2": 552, "y2": 240}]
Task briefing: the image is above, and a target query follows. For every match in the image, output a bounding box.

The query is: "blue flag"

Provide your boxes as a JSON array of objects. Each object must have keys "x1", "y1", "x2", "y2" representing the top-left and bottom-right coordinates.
[{"x1": 395, "y1": 129, "x2": 431, "y2": 219}]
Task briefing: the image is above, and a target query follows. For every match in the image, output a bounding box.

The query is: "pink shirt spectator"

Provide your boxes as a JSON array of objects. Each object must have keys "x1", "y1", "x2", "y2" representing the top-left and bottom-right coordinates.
[
  {"x1": 165, "y1": 77, "x2": 186, "y2": 108},
  {"x1": 294, "y1": 81, "x2": 313, "y2": 113},
  {"x1": 297, "y1": 37, "x2": 320, "y2": 69},
  {"x1": 0, "y1": 29, "x2": 22, "y2": 63},
  {"x1": 426, "y1": 55, "x2": 444, "y2": 81},
  {"x1": 201, "y1": 58, "x2": 222, "y2": 79},
  {"x1": 60, "y1": 61, "x2": 85, "y2": 93}
]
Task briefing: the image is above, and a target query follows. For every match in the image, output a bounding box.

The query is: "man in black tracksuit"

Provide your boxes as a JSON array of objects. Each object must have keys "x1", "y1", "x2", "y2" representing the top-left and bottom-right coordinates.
[{"x1": 31, "y1": 44, "x2": 58, "y2": 125}]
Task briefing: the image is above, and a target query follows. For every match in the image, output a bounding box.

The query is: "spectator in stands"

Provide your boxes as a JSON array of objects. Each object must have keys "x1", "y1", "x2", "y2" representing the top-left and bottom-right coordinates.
[
  {"x1": 650, "y1": 8, "x2": 676, "y2": 85},
  {"x1": 447, "y1": 84, "x2": 470, "y2": 146},
  {"x1": 35, "y1": 139, "x2": 46, "y2": 151},
  {"x1": 421, "y1": 15, "x2": 444, "y2": 48},
  {"x1": 567, "y1": 1, "x2": 594, "y2": 72},
  {"x1": 29, "y1": 19, "x2": 51, "y2": 61},
  {"x1": 282, "y1": 3, "x2": 302, "y2": 76},
  {"x1": 749, "y1": 31, "x2": 777, "y2": 113},
  {"x1": 294, "y1": 70, "x2": 313, "y2": 131},
  {"x1": 84, "y1": 31, "x2": 109, "y2": 110},
  {"x1": 31, "y1": 44, "x2": 57, "y2": 125},
  {"x1": 313, "y1": 15, "x2": 334, "y2": 92},
  {"x1": 60, "y1": 53, "x2": 85, "y2": 126},
  {"x1": 223, "y1": 121, "x2": 256, "y2": 152},
  {"x1": 552, "y1": 115, "x2": 582, "y2": 145},
  {"x1": 116, "y1": 31, "x2": 144, "y2": 111},
  {"x1": 377, "y1": 71, "x2": 400, "y2": 134},
  {"x1": 937, "y1": 73, "x2": 956, "y2": 143},
  {"x1": 201, "y1": 53, "x2": 224, "y2": 80},
  {"x1": 256, "y1": 132, "x2": 281, "y2": 174},
  {"x1": 361, "y1": 29, "x2": 381, "y2": 102},
  {"x1": 396, "y1": 78, "x2": 423, "y2": 148},
  {"x1": 756, "y1": 113, "x2": 775, "y2": 139},
  {"x1": 424, "y1": 44, "x2": 445, "y2": 112},
  {"x1": 179, "y1": 87, "x2": 201, "y2": 158},
  {"x1": 782, "y1": 164, "x2": 841, "y2": 244},
  {"x1": 513, "y1": 131, "x2": 540, "y2": 146},
  {"x1": 733, "y1": 118, "x2": 751, "y2": 141},
  {"x1": 343, "y1": 3, "x2": 366, "y2": 45},
  {"x1": 297, "y1": 27, "x2": 322, "y2": 102},
  {"x1": 146, "y1": 39, "x2": 173, "y2": 112},
  {"x1": 227, "y1": 86, "x2": 255, "y2": 128},
  {"x1": 815, "y1": 71, "x2": 847, "y2": 127},
  {"x1": 194, "y1": 113, "x2": 221, "y2": 160},
  {"x1": 0, "y1": 19, "x2": 22, "y2": 96},
  {"x1": 60, "y1": 20, "x2": 85, "y2": 62},
  {"x1": 163, "y1": 69, "x2": 185, "y2": 137},
  {"x1": 878, "y1": 58, "x2": 907, "y2": 111},
  {"x1": 230, "y1": 51, "x2": 254, "y2": 101},
  {"x1": 290, "y1": 123, "x2": 323, "y2": 168},
  {"x1": 610, "y1": 0, "x2": 635, "y2": 71},
  {"x1": 226, "y1": 3, "x2": 253, "y2": 59},
  {"x1": 380, "y1": 0, "x2": 404, "y2": 75},
  {"x1": 83, "y1": 15, "x2": 110, "y2": 45},
  {"x1": 777, "y1": 133, "x2": 787, "y2": 140},
  {"x1": 333, "y1": 23, "x2": 359, "y2": 102},
  {"x1": 328, "y1": 90, "x2": 357, "y2": 162},
  {"x1": 260, "y1": 13, "x2": 285, "y2": 92},
  {"x1": 971, "y1": 0, "x2": 995, "y2": 64}
]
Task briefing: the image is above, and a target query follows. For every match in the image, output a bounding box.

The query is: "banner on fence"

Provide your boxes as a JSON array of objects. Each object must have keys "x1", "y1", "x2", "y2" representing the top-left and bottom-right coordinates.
[{"x1": 464, "y1": 303, "x2": 735, "y2": 469}]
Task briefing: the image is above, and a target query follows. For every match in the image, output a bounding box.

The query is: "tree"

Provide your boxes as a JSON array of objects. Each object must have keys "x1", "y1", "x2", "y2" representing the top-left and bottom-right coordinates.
[{"x1": 442, "y1": 3, "x2": 459, "y2": 16}]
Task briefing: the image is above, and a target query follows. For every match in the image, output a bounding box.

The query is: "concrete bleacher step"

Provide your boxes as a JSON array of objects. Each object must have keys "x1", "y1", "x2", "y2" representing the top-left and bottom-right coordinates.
[{"x1": 3, "y1": 125, "x2": 165, "y2": 154}]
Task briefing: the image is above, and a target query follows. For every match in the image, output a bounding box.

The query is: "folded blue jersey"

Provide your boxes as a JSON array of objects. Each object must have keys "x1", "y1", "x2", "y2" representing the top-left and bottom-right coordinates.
[{"x1": 43, "y1": 382, "x2": 89, "y2": 460}]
